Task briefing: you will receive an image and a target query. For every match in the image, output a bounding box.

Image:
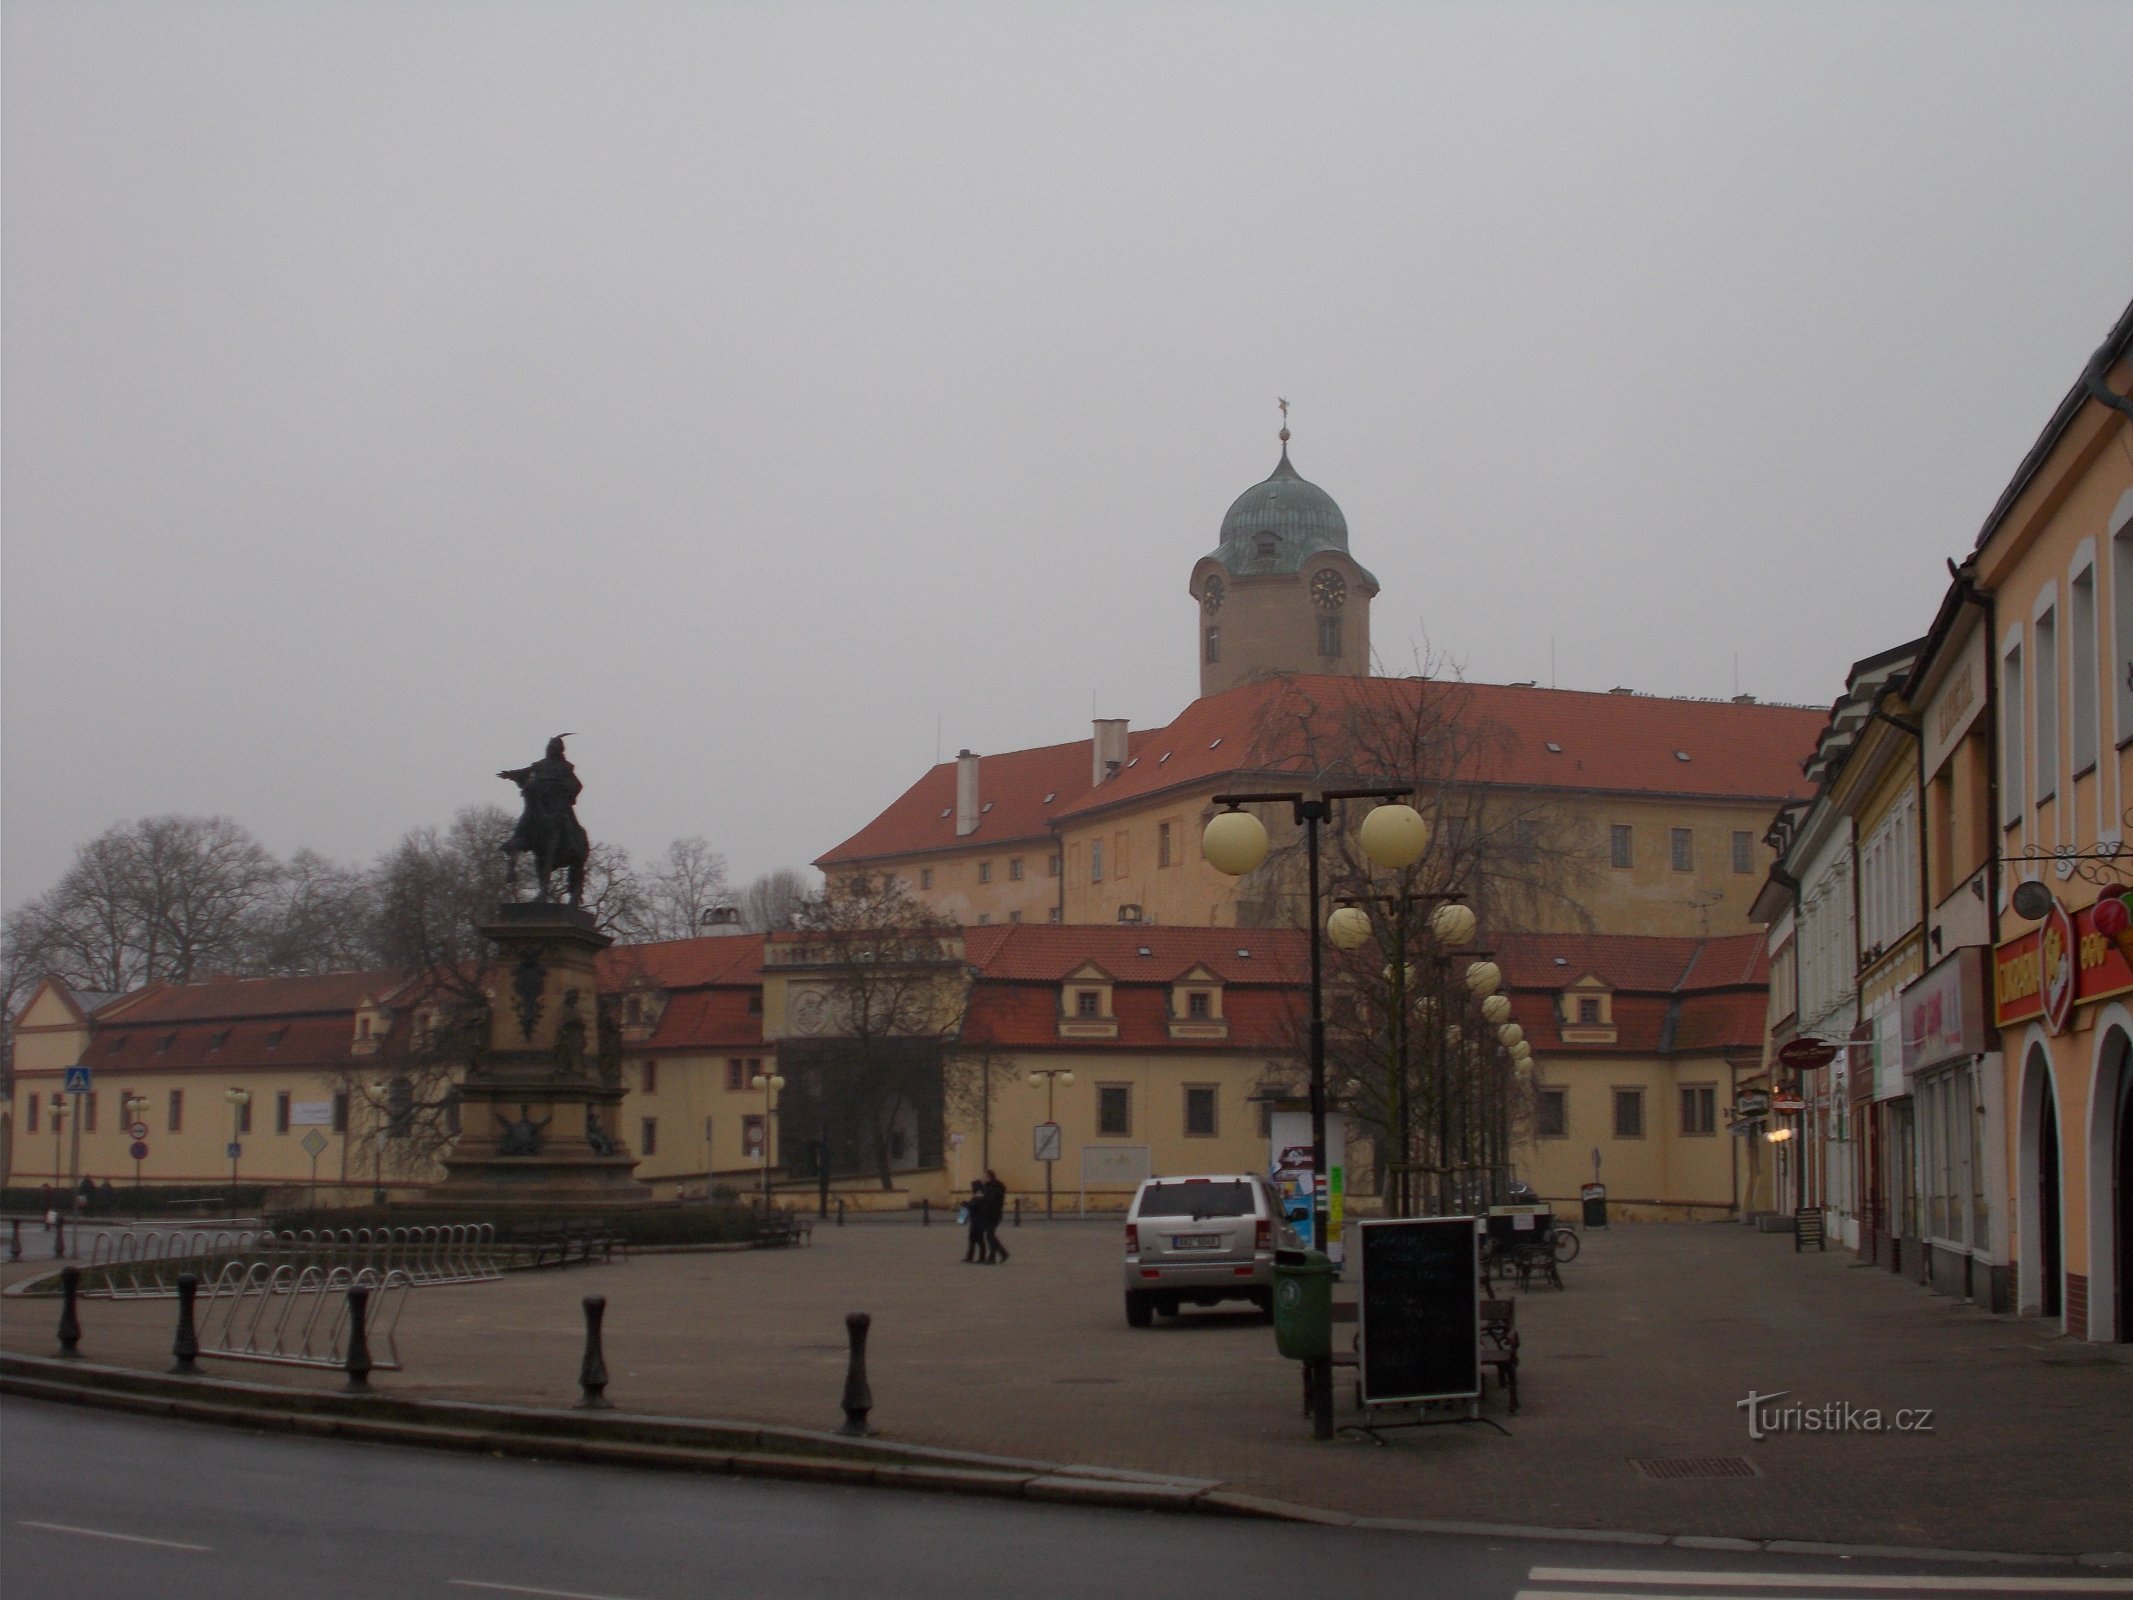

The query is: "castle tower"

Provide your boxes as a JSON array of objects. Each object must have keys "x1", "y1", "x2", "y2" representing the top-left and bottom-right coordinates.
[{"x1": 1189, "y1": 417, "x2": 1378, "y2": 696}]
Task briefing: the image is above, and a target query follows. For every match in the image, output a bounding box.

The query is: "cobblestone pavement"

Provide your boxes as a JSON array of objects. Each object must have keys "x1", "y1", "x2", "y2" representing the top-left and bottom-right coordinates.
[{"x1": 6, "y1": 1215, "x2": 2129, "y2": 1555}]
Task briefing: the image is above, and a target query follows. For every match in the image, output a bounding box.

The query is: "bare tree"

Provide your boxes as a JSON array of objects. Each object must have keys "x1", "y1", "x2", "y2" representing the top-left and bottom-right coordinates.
[
  {"x1": 252, "y1": 849, "x2": 378, "y2": 975},
  {"x1": 638, "y1": 837, "x2": 733, "y2": 941},
  {"x1": 738, "y1": 868, "x2": 814, "y2": 933},
  {"x1": 776, "y1": 869, "x2": 967, "y2": 1189}
]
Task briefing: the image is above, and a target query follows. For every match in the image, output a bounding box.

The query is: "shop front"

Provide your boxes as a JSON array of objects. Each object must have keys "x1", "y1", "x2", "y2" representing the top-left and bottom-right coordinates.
[{"x1": 1902, "y1": 944, "x2": 2008, "y2": 1311}]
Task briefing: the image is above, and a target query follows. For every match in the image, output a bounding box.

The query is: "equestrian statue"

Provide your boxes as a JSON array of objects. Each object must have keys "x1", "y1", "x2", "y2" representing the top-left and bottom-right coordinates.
[{"x1": 499, "y1": 735, "x2": 589, "y2": 906}]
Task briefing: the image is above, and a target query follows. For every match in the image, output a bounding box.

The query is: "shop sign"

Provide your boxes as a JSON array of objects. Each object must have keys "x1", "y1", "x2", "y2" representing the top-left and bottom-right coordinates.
[
  {"x1": 1994, "y1": 895, "x2": 2132, "y2": 1030},
  {"x1": 1901, "y1": 945, "x2": 1987, "y2": 1073}
]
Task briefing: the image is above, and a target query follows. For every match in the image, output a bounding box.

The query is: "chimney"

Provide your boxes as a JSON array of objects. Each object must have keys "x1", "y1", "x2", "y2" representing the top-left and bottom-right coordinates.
[
  {"x1": 956, "y1": 749, "x2": 980, "y2": 837},
  {"x1": 1092, "y1": 719, "x2": 1129, "y2": 785}
]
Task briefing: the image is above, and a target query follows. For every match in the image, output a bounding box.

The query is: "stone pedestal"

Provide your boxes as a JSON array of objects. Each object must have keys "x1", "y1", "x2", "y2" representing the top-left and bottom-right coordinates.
[{"x1": 423, "y1": 903, "x2": 654, "y2": 1211}]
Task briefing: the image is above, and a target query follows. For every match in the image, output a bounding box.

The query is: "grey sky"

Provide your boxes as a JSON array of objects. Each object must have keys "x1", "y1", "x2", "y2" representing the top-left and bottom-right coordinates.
[{"x1": 6, "y1": 1, "x2": 2131, "y2": 909}]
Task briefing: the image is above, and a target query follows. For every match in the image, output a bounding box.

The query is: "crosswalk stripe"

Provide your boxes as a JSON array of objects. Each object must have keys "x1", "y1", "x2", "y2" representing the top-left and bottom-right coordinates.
[{"x1": 1526, "y1": 1572, "x2": 2133, "y2": 1594}]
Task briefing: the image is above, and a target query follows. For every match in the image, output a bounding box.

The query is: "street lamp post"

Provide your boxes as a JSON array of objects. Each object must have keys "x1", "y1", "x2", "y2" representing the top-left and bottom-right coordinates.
[
  {"x1": 224, "y1": 1088, "x2": 251, "y2": 1188},
  {"x1": 124, "y1": 1095, "x2": 151, "y2": 1191},
  {"x1": 51, "y1": 1101, "x2": 68, "y2": 1187},
  {"x1": 363, "y1": 1080, "x2": 389, "y2": 1205},
  {"x1": 751, "y1": 1070, "x2": 786, "y2": 1211},
  {"x1": 1026, "y1": 1068, "x2": 1073, "y2": 1219},
  {"x1": 1203, "y1": 789, "x2": 1427, "y2": 1442}
]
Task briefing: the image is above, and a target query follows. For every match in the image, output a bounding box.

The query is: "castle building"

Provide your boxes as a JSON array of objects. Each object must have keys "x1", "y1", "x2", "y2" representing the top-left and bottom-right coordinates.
[{"x1": 820, "y1": 429, "x2": 1826, "y2": 943}]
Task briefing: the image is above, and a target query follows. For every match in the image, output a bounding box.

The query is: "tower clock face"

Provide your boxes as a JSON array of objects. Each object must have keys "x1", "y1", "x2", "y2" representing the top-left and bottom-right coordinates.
[
  {"x1": 1202, "y1": 575, "x2": 1226, "y2": 614},
  {"x1": 1311, "y1": 568, "x2": 1347, "y2": 610}
]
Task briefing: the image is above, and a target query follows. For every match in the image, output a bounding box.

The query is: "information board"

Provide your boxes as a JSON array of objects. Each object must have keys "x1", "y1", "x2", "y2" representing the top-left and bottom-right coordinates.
[{"x1": 1356, "y1": 1216, "x2": 1479, "y2": 1407}]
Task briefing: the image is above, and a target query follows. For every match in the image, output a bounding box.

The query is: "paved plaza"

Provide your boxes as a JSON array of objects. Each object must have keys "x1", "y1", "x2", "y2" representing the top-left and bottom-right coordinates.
[{"x1": 4, "y1": 1214, "x2": 2129, "y2": 1556}]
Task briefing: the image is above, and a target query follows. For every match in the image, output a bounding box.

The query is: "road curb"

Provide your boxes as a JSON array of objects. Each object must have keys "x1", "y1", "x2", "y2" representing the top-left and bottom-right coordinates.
[{"x1": 0, "y1": 1354, "x2": 2110, "y2": 1564}]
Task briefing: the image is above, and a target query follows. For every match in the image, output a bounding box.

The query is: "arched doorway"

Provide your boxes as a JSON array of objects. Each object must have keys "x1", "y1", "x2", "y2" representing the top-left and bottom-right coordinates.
[
  {"x1": 2095, "y1": 1025, "x2": 2133, "y2": 1342},
  {"x1": 2017, "y1": 1041, "x2": 2067, "y2": 1322}
]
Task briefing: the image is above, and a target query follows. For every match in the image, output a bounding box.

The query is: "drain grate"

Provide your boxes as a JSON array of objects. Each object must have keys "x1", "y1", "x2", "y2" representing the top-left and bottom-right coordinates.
[{"x1": 1632, "y1": 1456, "x2": 1760, "y2": 1480}]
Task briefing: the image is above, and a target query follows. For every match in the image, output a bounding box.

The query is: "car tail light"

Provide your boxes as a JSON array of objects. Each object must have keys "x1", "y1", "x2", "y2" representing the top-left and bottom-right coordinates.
[
  {"x1": 1256, "y1": 1218, "x2": 1271, "y2": 1250},
  {"x1": 1125, "y1": 1222, "x2": 1139, "y2": 1253}
]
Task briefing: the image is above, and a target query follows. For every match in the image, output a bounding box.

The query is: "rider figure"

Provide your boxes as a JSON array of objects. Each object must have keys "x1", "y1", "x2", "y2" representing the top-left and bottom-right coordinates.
[{"x1": 499, "y1": 736, "x2": 589, "y2": 904}]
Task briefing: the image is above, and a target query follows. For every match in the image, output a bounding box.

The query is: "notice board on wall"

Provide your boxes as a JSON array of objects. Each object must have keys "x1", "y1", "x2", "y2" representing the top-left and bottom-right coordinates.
[{"x1": 1356, "y1": 1217, "x2": 1479, "y2": 1407}]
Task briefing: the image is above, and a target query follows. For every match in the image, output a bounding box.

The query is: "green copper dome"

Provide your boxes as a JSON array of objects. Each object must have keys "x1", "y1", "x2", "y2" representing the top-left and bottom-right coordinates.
[{"x1": 1203, "y1": 444, "x2": 1376, "y2": 583}]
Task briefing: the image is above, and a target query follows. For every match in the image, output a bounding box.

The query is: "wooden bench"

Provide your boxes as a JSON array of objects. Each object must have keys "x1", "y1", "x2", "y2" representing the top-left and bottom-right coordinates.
[
  {"x1": 751, "y1": 1208, "x2": 814, "y2": 1249},
  {"x1": 1322, "y1": 1297, "x2": 1520, "y2": 1415},
  {"x1": 516, "y1": 1221, "x2": 624, "y2": 1268}
]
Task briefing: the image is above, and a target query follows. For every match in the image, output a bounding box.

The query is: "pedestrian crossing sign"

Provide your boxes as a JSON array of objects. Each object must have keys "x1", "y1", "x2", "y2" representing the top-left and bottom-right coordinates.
[{"x1": 64, "y1": 1065, "x2": 92, "y2": 1094}]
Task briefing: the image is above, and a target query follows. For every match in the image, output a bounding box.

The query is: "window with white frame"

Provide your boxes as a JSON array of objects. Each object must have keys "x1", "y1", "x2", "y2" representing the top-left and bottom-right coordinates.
[
  {"x1": 2114, "y1": 513, "x2": 2133, "y2": 747},
  {"x1": 2033, "y1": 604, "x2": 2058, "y2": 805},
  {"x1": 2071, "y1": 564, "x2": 2098, "y2": 775},
  {"x1": 2001, "y1": 638, "x2": 2025, "y2": 821},
  {"x1": 1859, "y1": 792, "x2": 1918, "y2": 956}
]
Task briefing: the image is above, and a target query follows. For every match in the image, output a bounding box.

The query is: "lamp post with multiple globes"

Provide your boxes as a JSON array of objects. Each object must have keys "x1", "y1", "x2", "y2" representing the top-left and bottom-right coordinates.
[
  {"x1": 751, "y1": 1070, "x2": 786, "y2": 1211},
  {"x1": 223, "y1": 1088, "x2": 251, "y2": 1187},
  {"x1": 1202, "y1": 788, "x2": 1429, "y2": 1442}
]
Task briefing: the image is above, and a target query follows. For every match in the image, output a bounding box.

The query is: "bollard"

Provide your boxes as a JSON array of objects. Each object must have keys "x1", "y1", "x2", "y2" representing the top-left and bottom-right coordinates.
[
  {"x1": 171, "y1": 1272, "x2": 201, "y2": 1374},
  {"x1": 920, "y1": 1197, "x2": 929, "y2": 1227},
  {"x1": 52, "y1": 1214, "x2": 66, "y2": 1259},
  {"x1": 9, "y1": 1218, "x2": 20, "y2": 1261},
  {"x1": 578, "y1": 1294, "x2": 611, "y2": 1409},
  {"x1": 344, "y1": 1283, "x2": 373, "y2": 1391},
  {"x1": 57, "y1": 1266, "x2": 83, "y2": 1358},
  {"x1": 838, "y1": 1311, "x2": 873, "y2": 1437},
  {"x1": 1013, "y1": 1197, "x2": 1022, "y2": 1228},
  {"x1": 835, "y1": 1198, "x2": 845, "y2": 1228}
]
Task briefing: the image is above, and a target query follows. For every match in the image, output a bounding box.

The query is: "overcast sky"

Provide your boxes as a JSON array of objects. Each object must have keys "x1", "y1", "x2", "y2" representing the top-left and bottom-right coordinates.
[{"x1": 6, "y1": 1, "x2": 2131, "y2": 910}]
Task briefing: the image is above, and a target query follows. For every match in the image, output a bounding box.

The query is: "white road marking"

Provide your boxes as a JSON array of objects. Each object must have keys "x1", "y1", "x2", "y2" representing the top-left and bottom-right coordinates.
[
  {"x1": 19, "y1": 1520, "x2": 213, "y2": 1552},
  {"x1": 450, "y1": 1582, "x2": 653, "y2": 1600},
  {"x1": 1527, "y1": 1573, "x2": 2133, "y2": 1594}
]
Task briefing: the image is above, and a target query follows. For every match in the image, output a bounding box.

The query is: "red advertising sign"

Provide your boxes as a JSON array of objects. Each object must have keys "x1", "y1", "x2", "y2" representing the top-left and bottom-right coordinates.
[{"x1": 1994, "y1": 895, "x2": 2133, "y2": 1029}]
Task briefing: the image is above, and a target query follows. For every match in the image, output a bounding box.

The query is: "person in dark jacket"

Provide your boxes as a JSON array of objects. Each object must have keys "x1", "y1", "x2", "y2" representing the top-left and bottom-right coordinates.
[
  {"x1": 981, "y1": 1169, "x2": 1010, "y2": 1263},
  {"x1": 962, "y1": 1181, "x2": 988, "y2": 1263}
]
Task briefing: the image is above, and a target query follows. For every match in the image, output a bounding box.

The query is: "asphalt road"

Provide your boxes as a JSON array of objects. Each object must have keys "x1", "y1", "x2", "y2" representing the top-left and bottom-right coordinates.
[{"x1": 2, "y1": 1400, "x2": 2114, "y2": 1600}]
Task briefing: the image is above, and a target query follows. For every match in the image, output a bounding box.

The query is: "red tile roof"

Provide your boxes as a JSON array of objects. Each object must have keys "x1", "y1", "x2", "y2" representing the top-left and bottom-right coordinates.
[
  {"x1": 966, "y1": 923, "x2": 1309, "y2": 986},
  {"x1": 1498, "y1": 930, "x2": 1769, "y2": 1056},
  {"x1": 98, "y1": 971, "x2": 409, "y2": 1025},
  {"x1": 819, "y1": 676, "x2": 1825, "y2": 865},
  {"x1": 599, "y1": 936, "x2": 766, "y2": 990}
]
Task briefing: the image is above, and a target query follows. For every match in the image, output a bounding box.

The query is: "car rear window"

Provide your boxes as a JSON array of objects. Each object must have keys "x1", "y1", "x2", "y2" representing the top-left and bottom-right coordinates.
[{"x1": 1137, "y1": 1180, "x2": 1256, "y2": 1219}]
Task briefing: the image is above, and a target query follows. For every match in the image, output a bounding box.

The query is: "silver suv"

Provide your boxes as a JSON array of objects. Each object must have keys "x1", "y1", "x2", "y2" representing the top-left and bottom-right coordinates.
[{"x1": 1122, "y1": 1173, "x2": 1286, "y2": 1327}]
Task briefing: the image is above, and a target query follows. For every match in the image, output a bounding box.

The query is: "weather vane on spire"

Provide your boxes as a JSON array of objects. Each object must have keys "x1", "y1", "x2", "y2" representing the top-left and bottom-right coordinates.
[{"x1": 1277, "y1": 396, "x2": 1291, "y2": 444}]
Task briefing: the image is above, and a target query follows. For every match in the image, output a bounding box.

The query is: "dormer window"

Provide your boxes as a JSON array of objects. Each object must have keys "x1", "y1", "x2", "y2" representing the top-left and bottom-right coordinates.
[
  {"x1": 1076, "y1": 990, "x2": 1101, "y2": 1018},
  {"x1": 1187, "y1": 991, "x2": 1211, "y2": 1019}
]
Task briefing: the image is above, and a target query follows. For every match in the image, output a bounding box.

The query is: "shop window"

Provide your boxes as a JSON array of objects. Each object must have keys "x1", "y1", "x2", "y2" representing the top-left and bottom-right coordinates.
[
  {"x1": 1680, "y1": 1085, "x2": 1716, "y2": 1136},
  {"x1": 1097, "y1": 1084, "x2": 1131, "y2": 1137},
  {"x1": 1184, "y1": 1085, "x2": 1218, "y2": 1137},
  {"x1": 1536, "y1": 1088, "x2": 1567, "y2": 1138},
  {"x1": 1613, "y1": 1088, "x2": 1645, "y2": 1139}
]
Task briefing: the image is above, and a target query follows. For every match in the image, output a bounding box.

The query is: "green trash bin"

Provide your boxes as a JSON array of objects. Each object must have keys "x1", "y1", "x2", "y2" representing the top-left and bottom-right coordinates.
[{"x1": 1272, "y1": 1247, "x2": 1335, "y2": 1361}]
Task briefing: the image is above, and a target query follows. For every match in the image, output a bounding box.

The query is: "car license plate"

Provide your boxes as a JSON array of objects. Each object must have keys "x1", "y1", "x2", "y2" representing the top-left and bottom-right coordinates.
[{"x1": 1171, "y1": 1233, "x2": 1220, "y2": 1249}]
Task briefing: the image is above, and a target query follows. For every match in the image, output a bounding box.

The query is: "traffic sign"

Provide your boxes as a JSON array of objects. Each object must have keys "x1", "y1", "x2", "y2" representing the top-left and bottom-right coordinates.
[
  {"x1": 129, "y1": 1140, "x2": 150, "y2": 1161},
  {"x1": 129, "y1": 1120, "x2": 150, "y2": 1141},
  {"x1": 1033, "y1": 1121, "x2": 1062, "y2": 1162},
  {"x1": 300, "y1": 1128, "x2": 328, "y2": 1159},
  {"x1": 226, "y1": 1141, "x2": 243, "y2": 1160},
  {"x1": 1777, "y1": 1037, "x2": 1839, "y2": 1071},
  {"x1": 64, "y1": 1065, "x2": 92, "y2": 1094}
]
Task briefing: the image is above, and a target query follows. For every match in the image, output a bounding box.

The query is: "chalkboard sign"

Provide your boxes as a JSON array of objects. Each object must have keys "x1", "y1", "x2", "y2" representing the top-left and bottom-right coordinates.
[{"x1": 1356, "y1": 1217, "x2": 1479, "y2": 1407}]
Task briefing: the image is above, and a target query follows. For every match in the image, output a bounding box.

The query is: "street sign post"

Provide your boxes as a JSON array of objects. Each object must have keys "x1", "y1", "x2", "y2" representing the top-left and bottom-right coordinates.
[
  {"x1": 1032, "y1": 1121, "x2": 1062, "y2": 1162},
  {"x1": 128, "y1": 1120, "x2": 149, "y2": 1142},
  {"x1": 63, "y1": 1064, "x2": 91, "y2": 1185},
  {"x1": 226, "y1": 1141, "x2": 242, "y2": 1160},
  {"x1": 130, "y1": 1139, "x2": 149, "y2": 1188},
  {"x1": 64, "y1": 1065, "x2": 93, "y2": 1094},
  {"x1": 300, "y1": 1127, "x2": 328, "y2": 1190}
]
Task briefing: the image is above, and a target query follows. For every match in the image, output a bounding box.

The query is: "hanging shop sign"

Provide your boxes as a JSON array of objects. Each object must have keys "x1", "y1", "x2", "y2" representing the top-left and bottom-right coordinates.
[
  {"x1": 1994, "y1": 895, "x2": 2130, "y2": 1032},
  {"x1": 1901, "y1": 945, "x2": 1988, "y2": 1073}
]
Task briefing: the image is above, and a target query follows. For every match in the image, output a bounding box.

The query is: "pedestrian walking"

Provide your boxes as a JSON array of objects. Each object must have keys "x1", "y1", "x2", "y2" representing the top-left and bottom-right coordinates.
[
  {"x1": 981, "y1": 1169, "x2": 1010, "y2": 1263},
  {"x1": 961, "y1": 1181, "x2": 988, "y2": 1263}
]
